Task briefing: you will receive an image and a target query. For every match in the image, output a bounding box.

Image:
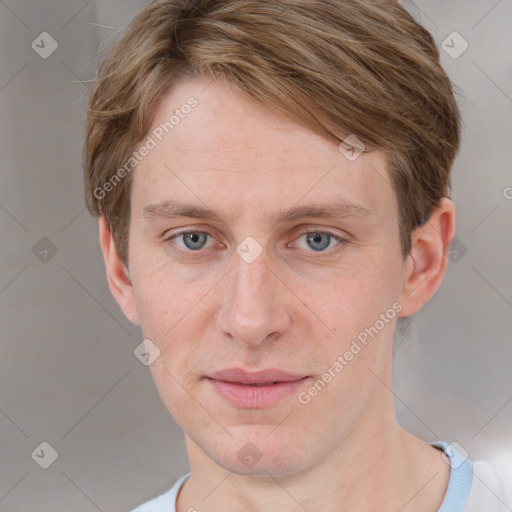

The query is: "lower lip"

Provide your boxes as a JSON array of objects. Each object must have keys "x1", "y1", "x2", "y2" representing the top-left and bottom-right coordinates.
[{"x1": 207, "y1": 377, "x2": 309, "y2": 409}]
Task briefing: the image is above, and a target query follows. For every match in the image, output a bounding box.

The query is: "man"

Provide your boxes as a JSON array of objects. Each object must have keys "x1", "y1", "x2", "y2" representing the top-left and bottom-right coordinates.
[{"x1": 83, "y1": 1, "x2": 508, "y2": 510}]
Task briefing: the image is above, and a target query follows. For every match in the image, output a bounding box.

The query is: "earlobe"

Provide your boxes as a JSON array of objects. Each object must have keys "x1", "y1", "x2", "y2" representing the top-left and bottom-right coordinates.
[
  {"x1": 98, "y1": 217, "x2": 140, "y2": 326},
  {"x1": 397, "y1": 198, "x2": 456, "y2": 317}
]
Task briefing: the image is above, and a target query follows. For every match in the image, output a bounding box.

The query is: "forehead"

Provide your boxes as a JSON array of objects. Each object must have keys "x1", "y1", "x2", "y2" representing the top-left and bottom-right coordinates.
[{"x1": 131, "y1": 77, "x2": 395, "y2": 225}]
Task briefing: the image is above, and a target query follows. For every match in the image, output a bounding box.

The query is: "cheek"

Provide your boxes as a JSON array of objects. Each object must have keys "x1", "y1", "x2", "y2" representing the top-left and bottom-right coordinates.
[
  {"x1": 132, "y1": 261, "x2": 216, "y2": 390},
  {"x1": 132, "y1": 258, "x2": 203, "y2": 336},
  {"x1": 295, "y1": 258, "x2": 399, "y2": 394},
  {"x1": 302, "y1": 262, "x2": 394, "y2": 332}
]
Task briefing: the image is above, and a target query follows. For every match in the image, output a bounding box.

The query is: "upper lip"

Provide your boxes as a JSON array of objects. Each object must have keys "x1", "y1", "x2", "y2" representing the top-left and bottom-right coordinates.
[{"x1": 206, "y1": 368, "x2": 307, "y2": 385}]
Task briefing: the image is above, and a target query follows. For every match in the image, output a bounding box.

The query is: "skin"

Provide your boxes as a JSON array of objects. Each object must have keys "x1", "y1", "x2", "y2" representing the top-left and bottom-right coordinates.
[{"x1": 100, "y1": 76, "x2": 456, "y2": 511}]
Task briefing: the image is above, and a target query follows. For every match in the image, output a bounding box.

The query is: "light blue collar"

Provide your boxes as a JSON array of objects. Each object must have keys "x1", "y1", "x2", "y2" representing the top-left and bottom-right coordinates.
[{"x1": 430, "y1": 441, "x2": 473, "y2": 512}]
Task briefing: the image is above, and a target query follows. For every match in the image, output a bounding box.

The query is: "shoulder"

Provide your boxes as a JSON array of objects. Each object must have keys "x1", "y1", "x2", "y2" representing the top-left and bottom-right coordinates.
[{"x1": 131, "y1": 473, "x2": 190, "y2": 512}]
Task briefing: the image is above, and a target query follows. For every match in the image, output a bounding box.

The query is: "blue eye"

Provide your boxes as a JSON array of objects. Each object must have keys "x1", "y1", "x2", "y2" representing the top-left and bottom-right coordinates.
[
  {"x1": 296, "y1": 231, "x2": 344, "y2": 252},
  {"x1": 165, "y1": 229, "x2": 346, "y2": 255},
  {"x1": 170, "y1": 231, "x2": 213, "y2": 251}
]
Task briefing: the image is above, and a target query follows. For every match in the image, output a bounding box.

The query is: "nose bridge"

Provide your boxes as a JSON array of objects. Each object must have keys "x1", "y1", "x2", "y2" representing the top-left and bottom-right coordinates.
[
  {"x1": 218, "y1": 247, "x2": 288, "y2": 345},
  {"x1": 233, "y1": 251, "x2": 271, "y2": 305}
]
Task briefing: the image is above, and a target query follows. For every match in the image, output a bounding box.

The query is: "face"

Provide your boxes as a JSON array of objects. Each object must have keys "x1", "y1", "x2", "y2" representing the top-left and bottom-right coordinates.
[{"x1": 121, "y1": 77, "x2": 409, "y2": 476}]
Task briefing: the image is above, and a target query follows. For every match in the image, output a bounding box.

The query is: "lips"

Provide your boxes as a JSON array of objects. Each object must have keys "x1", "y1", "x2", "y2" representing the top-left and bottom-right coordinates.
[
  {"x1": 205, "y1": 368, "x2": 310, "y2": 408},
  {"x1": 206, "y1": 368, "x2": 307, "y2": 385}
]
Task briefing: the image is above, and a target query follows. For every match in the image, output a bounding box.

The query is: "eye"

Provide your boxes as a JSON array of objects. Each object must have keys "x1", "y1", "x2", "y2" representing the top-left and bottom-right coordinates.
[
  {"x1": 293, "y1": 230, "x2": 346, "y2": 253},
  {"x1": 164, "y1": 228, "x2": 348, "y2": 256},
  {"x1": 167, "y1": 230, "x2": 215, "y2": 251}
]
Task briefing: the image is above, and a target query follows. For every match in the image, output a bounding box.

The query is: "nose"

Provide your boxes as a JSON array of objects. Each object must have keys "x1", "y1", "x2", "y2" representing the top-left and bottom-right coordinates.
[{"x1": 217, "y1": 249, "x2": 291, "y2": 347}]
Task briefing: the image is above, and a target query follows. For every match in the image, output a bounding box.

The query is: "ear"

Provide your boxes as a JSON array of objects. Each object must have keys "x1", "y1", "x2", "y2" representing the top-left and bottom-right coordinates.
[
  {"x1": 98, "y1": 217, "x2": 140, "y2": 326},
  {"x1": 397, "y1": 197, "x2": 456, "y2": 317}
]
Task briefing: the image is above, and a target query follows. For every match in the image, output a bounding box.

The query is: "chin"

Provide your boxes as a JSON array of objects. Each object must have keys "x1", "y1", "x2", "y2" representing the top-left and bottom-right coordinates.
[
  {"x1": 216, "y1": 451, "x2": 308, "y2": 478},
  {"x1": 204, "y1": 425, "x2": 313, "y2": 477}
]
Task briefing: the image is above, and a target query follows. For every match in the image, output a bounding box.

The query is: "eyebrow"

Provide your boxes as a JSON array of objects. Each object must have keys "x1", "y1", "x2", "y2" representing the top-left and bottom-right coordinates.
[{"x1": 141, "y1": 199, "x2": 374, "y2": 225}]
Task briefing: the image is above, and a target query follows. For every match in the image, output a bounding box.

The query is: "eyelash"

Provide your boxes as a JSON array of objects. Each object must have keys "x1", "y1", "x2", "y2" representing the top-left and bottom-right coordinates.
[{"x1": 163, "y1": 229, "x2": 348, "y2": 257}]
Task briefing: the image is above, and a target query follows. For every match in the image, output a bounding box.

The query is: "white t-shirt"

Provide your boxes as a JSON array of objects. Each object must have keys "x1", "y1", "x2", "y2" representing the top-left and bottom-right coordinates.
[{"x1": 131, "y1": 441, "x2": 510, "y2": 511}]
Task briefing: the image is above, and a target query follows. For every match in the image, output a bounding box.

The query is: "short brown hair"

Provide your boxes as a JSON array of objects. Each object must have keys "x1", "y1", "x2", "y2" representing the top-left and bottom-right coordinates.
[{"x1": 84, "y1": 0, "x2": 461, "y2": 268}]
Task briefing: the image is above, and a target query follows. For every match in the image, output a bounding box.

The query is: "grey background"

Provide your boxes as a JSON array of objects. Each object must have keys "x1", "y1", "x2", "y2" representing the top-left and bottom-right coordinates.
[{"x1": 1, "y1": 0, "x2": 511, "y2": 510}]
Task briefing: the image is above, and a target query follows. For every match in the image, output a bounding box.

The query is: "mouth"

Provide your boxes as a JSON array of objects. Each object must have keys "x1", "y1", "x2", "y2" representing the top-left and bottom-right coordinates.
[
  {"x1": 204, "y1": 368, "x2": 310, "y2": 408},
  {"x1": 242, "y1": 382, "x2": 280, "y2": 387}
]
